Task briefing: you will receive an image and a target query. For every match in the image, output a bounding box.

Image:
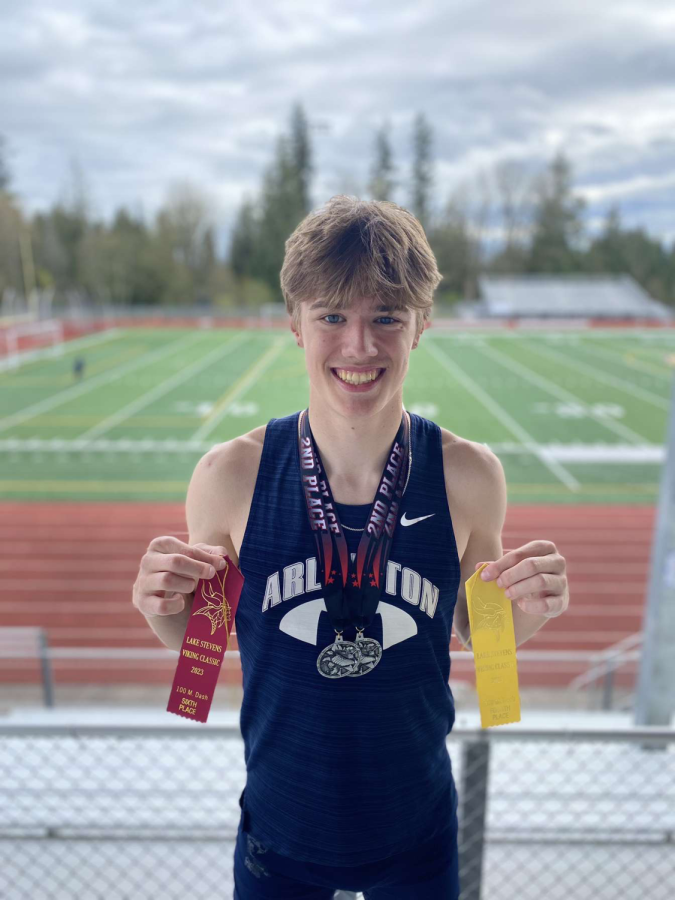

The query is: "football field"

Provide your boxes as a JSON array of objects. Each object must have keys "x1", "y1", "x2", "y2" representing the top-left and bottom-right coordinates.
[{"x1": 0, "y1": 324, "x2": 672, "y2": 504}]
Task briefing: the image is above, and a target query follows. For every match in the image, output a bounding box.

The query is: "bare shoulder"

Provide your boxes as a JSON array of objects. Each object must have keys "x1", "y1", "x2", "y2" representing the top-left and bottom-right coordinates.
[
  {"x1": 185, "y1": 425, "x2": 267, "y2": 556},
  {"x1": 438, "y1": 427, "x2": 506, "y2": 557},
  {"x1": 439, "y1": 427, "x2": 505, "y2": 490},
  {"x1": 199, "y1": 425, "x2": 267, "y2": 478}
]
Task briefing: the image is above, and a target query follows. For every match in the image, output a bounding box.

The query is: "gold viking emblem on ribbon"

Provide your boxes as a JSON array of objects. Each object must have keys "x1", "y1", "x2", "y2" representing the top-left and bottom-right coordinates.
[
  {"x1": 472, "y1": 596, "x2": 506, "y2": 642},
  {"x1": 193, "y1": 559, "x2": 232, "y2": 637}
]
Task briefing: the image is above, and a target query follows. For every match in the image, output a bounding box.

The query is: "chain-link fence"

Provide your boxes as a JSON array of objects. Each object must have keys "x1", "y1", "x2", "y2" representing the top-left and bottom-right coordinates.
[{"x1": 1, "y1": 724, "x2": 673, "y2": 900}]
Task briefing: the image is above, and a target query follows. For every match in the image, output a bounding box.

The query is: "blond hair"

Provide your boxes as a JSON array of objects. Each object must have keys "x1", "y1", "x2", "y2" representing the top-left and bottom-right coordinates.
[{"x1": 280, "y1": 195, "x2": 442, "y2": 337}]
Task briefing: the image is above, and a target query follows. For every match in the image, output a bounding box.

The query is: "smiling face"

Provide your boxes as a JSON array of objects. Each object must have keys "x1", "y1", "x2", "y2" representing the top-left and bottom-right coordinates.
[{"x1": 291, "y1": 296, "x2": 426, "y2": 420}]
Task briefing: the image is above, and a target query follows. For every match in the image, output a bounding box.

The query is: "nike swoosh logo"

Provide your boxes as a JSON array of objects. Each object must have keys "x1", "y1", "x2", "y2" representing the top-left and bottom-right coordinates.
[{"x1": 400, "y1": 512, "x2": 435, "y2": 527}]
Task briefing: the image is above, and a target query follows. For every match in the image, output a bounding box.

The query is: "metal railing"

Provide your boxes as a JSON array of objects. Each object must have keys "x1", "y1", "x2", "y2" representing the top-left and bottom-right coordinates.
[
  {"x1": 0, "y1": 628, "x2": 53, "y2": 707},
  {"x1": 569, "y1": 632, "x2": 643, "y2": 711},
  {"x1": 0, "y1": 723, "x2": 672, "y2": 900}
]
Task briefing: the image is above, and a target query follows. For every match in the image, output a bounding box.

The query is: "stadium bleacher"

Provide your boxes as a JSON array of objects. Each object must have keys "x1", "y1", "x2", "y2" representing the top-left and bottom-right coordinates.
[{"x1": 478, "y1": 274, "x2": 671, "y2": 320}]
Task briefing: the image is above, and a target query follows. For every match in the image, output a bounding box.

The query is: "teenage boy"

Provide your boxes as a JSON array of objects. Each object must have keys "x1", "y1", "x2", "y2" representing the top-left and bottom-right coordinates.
[{"x1": 133, "y1": 196, "x2": 569, "y2": 899}]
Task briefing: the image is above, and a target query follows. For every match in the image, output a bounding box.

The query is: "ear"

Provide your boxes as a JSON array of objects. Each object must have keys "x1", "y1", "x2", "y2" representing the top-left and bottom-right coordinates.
[
  {"x1": 290, "y1": 319, "x2": 303, "y2": 348},
  {"x1": 411, "y1": 318, "x2": 430, "y2": 350},
  {"x1": 411, "y1": 328, "x2": 424, "y2": 350}
]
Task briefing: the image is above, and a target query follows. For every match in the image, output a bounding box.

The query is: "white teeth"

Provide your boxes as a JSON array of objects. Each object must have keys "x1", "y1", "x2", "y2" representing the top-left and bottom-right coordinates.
[{"x1": 335, "y1": 369, "x2": 381, "y2": 385}]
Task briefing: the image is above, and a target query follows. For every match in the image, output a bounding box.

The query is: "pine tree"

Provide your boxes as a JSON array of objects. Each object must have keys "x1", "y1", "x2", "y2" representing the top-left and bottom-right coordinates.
[
  {"x1": 230, "y1": 197, "x2": 259, "y2": 281},
  {"x1": 244, "y1": 103, "x2": 314, "y2": 300},
  {"x1": 289, "y1": 102, "x2": 313, "y2": 215},
  {"x1": 410, "y1": 113, "x2": 434, "y2": 232},
  {"x1": 0, "y1": 134, "x2": 10, "y2": 193},
  {"x1": 527, "y1": 152, "x2": 585, "y2": 273},
  {"x1": 368, "y1": 122, "x2": 396, "y2": 201}
]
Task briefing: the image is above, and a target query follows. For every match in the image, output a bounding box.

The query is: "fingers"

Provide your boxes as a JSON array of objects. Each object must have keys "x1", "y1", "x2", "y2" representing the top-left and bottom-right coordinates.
[
  {"x1": 515, "y1": 591, "x2": 567, "y2": 618},
  {"x1": 147, "y1": 536, "x2": 227, "y2": 567},
  {"x1": 156, "y1": 553, "x2": 222, "y2": 581},
  {"x1": 516, "y1": 596, "x2": 555, "y2": 616},
  {"x1": 140, "y1": 593, "x2": 186, "y2": 618},
  {"x1": 501, "y1": 572, "x2": 566, "y2": 601},
  {"x1": 474, "y1": 552, "x2": 513, "y2": 570},
  {"x1": 495, "y1": 553, "x2": 566, "y2": 589},
  {"x1": 145, "y1": 542, "x2": 227, "y2": 583},
  {"x1": 192, "y1": 541, "x2": 230, "y2": 562},
  {"x1": 481, "y1": 542, "x2": 560, "y2": 581},
  {"x1": 134, "y1": 537, "x2": 230, "y2": 618}
]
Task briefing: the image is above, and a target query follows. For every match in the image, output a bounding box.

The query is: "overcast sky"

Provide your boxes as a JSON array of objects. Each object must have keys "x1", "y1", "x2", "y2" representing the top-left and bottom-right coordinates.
[{"x1": 1, "y1": 0, "x2": 674, "y2": 252}]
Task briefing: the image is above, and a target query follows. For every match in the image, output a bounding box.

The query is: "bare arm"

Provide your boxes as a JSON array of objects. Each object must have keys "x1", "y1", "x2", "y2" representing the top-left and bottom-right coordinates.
[
  {"x1": 448, "y1": 441, "x2": 507, "y2": 651},
  {"x1": 451, "y1": 442, "x2": 551, "y2": 649},
  {"x1": 133, "y1": 444, "x2": 238, "y2": 652}
]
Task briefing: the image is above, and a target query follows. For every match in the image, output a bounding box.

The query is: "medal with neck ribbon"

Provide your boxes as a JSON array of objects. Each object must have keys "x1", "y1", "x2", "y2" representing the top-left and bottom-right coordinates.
[{"x1": 297, "y1": 408, "x2": 411, "y2": 678}]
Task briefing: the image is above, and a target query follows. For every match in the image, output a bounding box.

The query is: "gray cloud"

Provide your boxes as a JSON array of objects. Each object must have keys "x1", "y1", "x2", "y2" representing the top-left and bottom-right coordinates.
[{"x1": 0, "y1": 0, "x2": 673, "y2": 247}]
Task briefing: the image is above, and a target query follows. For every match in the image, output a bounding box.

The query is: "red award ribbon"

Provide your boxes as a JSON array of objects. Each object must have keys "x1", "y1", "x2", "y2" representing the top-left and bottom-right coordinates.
[{"x1": 167, "y1": 554, "x2": 244, "y2": 723}]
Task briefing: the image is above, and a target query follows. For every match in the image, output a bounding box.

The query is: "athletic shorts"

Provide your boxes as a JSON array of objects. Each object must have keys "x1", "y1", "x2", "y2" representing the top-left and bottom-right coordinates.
[{"x1": 232, "y1": 794, "x2": 460, "y2": 899}]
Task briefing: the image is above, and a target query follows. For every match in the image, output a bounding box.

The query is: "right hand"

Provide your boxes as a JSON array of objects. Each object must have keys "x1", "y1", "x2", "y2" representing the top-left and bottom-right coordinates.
[{"x1": 132, "y1": 536, "x2": 228, "y2": 618}]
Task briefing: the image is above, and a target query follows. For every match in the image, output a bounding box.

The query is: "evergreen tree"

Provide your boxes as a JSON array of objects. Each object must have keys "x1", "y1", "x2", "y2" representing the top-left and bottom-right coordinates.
[
  {"x1": 246, "y1": 103, "x2": 314, "y2": 300},
  {"x1": 410, "y1": 113, "x2": 434, "y2": 232},
  {"x1": 527, "y1": 152, "x2": 585, "y2": 273},
  {"x1": 289, "y1": 102, "x2": 313, "y2": 214},
  {"x1": 585, "y1": 205, "x2": 625, "y2": 274},
  {"x1": 230, "y1": 196, "x2": 259, "y2": 281},
  {"x1": 0, "y1": 134, "x2": 10, "y2": 193},
  {"x1": 0, "y1": 134, "x2": 25, "y2": 295},
  {"x1": 488, "y1": 159, "x2": 531, "y2": 273},
  {"x1": 43, "y1": 159, "x2": 92, "y2": 290},
  {"x1": 428, "y1": 188, "x2": 476, "y2": 300},
  {"x1": 253, "y1": 134, "x2": 301, "y2": 297},
  {"x1": 587, "y1": 213, "x2": 672, "y2": 306},
  {"x1": 0, "y1": 194, "x2": 23, "y2": 294},
  {"x1": 368, "y1": 121, "x2": 396, "y2": 201}
]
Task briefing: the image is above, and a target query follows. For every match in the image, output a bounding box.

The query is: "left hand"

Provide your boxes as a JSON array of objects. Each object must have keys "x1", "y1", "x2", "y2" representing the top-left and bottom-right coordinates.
[{"x1": 474, "y1": 540, "x2": 569, "y2": 619}]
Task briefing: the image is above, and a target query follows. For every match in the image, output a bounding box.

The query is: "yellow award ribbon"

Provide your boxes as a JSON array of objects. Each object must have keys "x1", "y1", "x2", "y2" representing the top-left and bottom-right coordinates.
[{"x1": 464, "y1": 563, "x2": 521, "y2": 728}]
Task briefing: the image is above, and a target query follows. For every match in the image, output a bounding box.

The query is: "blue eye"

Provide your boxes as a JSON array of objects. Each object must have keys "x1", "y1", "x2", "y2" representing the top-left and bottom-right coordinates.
[
  {"x1": 323, "y1": 314, "x2": 343, "y2": 324},
  {"x1": 377, "y1": 317, "x2": 396, "y2": 325}
]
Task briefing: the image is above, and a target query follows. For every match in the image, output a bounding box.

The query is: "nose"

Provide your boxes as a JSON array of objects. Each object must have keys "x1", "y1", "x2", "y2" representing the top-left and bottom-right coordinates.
[{"x1": 340, "y1": 319, "x2": 379, "y2": 360}]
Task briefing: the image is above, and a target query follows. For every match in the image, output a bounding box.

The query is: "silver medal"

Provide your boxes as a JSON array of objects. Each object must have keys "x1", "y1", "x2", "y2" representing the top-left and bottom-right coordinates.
[
  {"x1": 317, "y1": 632, "x2": 362, "y2": 678},
  {"x1": 348, "y1": 630, "x2": 382, "y2": 676}
]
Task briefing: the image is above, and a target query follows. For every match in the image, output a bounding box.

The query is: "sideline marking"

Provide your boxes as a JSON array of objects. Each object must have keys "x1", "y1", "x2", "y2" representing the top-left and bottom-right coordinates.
[
  {"x1": 0, "y1": 327, "x2": 124, "y2": 374},
  {"x1": 0, "y1": 332, "x2": 207, "y2": 435}
]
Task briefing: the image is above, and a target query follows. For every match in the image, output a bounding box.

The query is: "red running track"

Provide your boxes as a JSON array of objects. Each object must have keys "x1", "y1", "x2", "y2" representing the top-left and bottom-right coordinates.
[{"x1": 0, "y1": 502, "x2": 654, "y2": 692}]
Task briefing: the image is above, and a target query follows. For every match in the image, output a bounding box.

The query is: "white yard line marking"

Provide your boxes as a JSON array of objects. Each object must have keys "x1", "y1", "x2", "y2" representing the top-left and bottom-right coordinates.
[
  {"x1": 77, "y1": 333, "x2": 250, "y2": 442},
  {"x1": 0, "y1": 438, "x2": 662, "y2": 463},
  {"x1": 0, "y1": 332, "x2": 206, "y2": 435},
  {"x1": 0, "y1": 327, "x2": 124, "y2": 374},
  {"x1": 524, "y1": 339, "x2": 670, "y2": 410},
  {"x1": 471, "y1": 340, "x2": 649, "y2": 444},
  {"x1": 490, "y1": 442, "x2": 663, "y2": 463},
  {"x1": 191, "y1": 335, "x2": 290, "y2": 440},
  {"x1": 424, "y1": 339, "x2": 580, "y2": 491},
  {"x1": 0, "y1": 438, "x2": 213, "y2": 453}
]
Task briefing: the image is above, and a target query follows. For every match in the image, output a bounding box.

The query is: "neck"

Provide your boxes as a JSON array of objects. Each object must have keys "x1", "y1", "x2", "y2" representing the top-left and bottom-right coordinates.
[{"x1": 306, "y1": 396, "x2": 405, "y2": 504}]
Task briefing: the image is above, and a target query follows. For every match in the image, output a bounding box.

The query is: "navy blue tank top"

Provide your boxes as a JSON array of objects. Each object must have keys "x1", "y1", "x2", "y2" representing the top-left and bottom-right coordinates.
[{"x1": 236, "y1": 410, "x2": 461, "y2": 867}]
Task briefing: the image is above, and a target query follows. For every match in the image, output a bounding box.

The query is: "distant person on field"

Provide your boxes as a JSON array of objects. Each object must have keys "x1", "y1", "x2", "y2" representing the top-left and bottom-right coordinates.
[
  {"x1": 73, "y1": 357, "x2": 85, "y2": 380},
  {"x1": 132, "y1": 196, "x2": 571, "y2": 899}
]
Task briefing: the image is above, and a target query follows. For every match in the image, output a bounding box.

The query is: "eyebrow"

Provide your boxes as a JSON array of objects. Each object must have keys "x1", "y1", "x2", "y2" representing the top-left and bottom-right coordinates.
[{"x1": 308, "y1": 301, "x2": 407, "y2": 313}]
